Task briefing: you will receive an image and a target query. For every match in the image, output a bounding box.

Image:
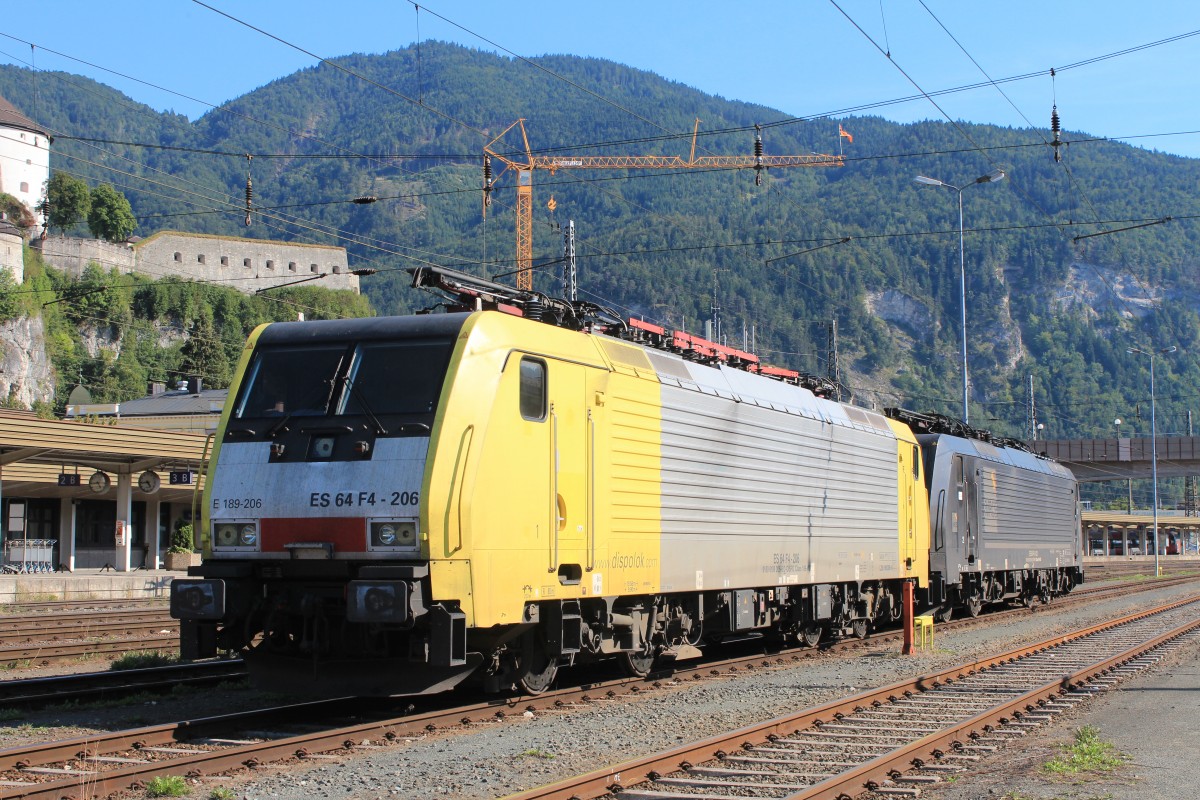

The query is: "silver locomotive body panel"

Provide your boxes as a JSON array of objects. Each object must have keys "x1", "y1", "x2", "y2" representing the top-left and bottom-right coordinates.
[{"x1": 649, "y1": 357, "x2": 901, "y2": 593}]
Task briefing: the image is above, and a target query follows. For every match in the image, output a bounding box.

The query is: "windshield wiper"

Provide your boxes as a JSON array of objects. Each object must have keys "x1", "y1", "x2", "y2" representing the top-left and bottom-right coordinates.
[
  {"x1": 345, "y1": 379, "x2": 388, "y2": 435},
  {"x1": 265, "y1": 413, "x2": 293, "y2": 439}
]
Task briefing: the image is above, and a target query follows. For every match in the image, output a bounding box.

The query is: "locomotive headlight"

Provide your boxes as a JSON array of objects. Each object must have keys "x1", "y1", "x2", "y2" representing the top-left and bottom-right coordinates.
[
  {"x1": 215, "y1": 523, "x2": 239, "y2": 546},
  {"x1": 371, "y1": 520, "x2": 418, "y2": 549},
  {"x1": 213, "y1": 521, "x2": 258, "y2": 549}
]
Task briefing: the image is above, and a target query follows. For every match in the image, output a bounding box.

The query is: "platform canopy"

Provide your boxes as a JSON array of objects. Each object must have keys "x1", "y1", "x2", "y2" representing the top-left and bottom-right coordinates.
[{"x1": 0, "y1": 411, "x2": 207, "y2": 501}]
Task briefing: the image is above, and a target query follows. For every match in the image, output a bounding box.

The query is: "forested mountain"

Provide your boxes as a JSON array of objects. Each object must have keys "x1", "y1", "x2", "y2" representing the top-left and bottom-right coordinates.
[{"x1": 2, "y1": 42, "x2": 1199, "y2": 501}]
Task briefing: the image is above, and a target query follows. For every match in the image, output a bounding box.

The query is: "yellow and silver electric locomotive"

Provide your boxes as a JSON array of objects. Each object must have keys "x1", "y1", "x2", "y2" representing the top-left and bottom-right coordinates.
[{"x1": 171, "y1": 266, "x2": 1074, "y2": 696}]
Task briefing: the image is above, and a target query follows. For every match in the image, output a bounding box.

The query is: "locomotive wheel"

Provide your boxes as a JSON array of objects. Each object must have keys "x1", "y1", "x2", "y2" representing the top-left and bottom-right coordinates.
[
  {"x1": 850, "y1": 619, "x2": 869, "y2": 639},
  {"x1": 965, "y1": 595, "x2": 983, "y2": 618},
  {"x1": 799, "y1": 624, "x2": 823, "y2": 648},
  {"x1": 934, "y1": 604, "x2": 953, "y2": 623},
  {"x1": 515, "y1": 637, "x2": 558, "y2": 695},
  {"x1": 619, "y1": 648, "x2": 656, "y2": 678}
]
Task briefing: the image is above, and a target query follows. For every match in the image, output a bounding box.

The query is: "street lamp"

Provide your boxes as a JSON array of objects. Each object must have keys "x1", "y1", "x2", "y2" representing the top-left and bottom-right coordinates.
[
  {"x1": 1127, "y1": 345, "x2": 1176, "y2": 577},
  {"x1": 915, "y1": 169, "x2": 1006, "y2": 424},
  {"x1": 1115, "y1": 418, "x2": 1133, "y2": 515}
]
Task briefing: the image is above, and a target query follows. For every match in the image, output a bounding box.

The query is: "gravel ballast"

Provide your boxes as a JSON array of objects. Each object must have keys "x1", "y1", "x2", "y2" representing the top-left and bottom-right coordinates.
[{"x1": 202, "y1": 580, "x2": 1200, "y2": 800}]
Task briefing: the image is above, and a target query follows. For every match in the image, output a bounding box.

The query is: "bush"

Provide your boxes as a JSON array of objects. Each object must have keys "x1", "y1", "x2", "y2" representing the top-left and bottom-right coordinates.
[
  {"x1": 144, "y1": 775, "x2": 190, "y2": 797},
  {"x1": 110, "y1": 651, "x2": 178, "y2": 671},
  {"x1": 168, "y1": 523, "x2": 194, "y2": 555}
]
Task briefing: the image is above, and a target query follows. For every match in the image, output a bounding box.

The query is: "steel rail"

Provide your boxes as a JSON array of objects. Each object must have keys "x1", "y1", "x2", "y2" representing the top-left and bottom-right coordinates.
[
  {"x1": 0, "y1": 609, "x2": 172, "y2": 630},
  {"x1": 500, "y1": 594, "x2": 1200, "y2": 800},
  {"x1": 0, "y1": 600, "x2": 168, "y2": 614},
  {"x1": 0, "y1": 619, "x2": 178, "y2": 646}
]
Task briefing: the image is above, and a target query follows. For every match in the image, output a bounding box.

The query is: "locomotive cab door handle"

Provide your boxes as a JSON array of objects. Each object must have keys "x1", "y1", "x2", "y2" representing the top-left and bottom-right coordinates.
[
  {"x1": 587, "y1": 408, "x2": 595, "y2": 572},
  {"x1": 444, "y1": 425, "x2": 473, "y2": 556},
  {"x1": 549, "y1": 403, "x2": 559, "y2": 573}
]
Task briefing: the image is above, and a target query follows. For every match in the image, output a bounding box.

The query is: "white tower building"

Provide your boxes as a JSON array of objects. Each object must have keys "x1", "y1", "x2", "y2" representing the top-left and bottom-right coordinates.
[{"x1": 0, "y1": 93, "x2": 49, "y2": 281}]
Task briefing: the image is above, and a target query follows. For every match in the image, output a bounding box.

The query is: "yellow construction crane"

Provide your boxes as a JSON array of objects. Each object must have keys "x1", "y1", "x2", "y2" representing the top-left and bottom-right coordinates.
[{"x1": 482, "y1": 119, "x2": 845, "y2": 291}]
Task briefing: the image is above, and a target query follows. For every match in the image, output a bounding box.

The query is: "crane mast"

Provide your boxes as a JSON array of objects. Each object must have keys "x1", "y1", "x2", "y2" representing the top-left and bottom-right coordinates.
[{"x1": 483, "y1": 119, "x2": 845, "y2": 291}]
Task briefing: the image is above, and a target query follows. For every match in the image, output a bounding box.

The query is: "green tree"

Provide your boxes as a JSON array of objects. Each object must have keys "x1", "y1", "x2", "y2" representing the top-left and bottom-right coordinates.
[
  {"x1": 86, "y1": 184, "x2": 136, "y2": 243},
  {"x1": 39, "y1": 172, "x2": 90, "y2": 234},
  {"x1": 179, "y1": 314, "x2": 232, "y2": 387},
  {"x1": 0, "y1": 267, "x2": 18, "y2": 321}
]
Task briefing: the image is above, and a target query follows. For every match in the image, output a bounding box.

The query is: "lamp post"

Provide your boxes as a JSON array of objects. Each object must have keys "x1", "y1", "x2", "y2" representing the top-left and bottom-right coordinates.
[
  {"x1": 1115, "y1": 418, "x2": 1134, "y2": 515},
  {"x1": 915, "y1": 169, "x2": 1006, "y2": 424},
  {"x1": 1127, "y1": 345, "x2": 1176, "y2": 577}
]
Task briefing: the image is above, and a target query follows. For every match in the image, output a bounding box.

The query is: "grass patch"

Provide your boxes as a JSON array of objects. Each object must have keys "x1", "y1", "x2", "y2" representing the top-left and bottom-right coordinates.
[
  {"x1": 519, "y1": 748, "x2": 556, "y2": 760},
  {"x1": 207, "y1": 789, "x2": 236, "y2": 800},
  {"x1": 110, "y1": 651, "x2": 178, "y2": 671},
  {"x1": 1042, "y1": 726, "x2": 1128, "y2": 776},
  {"x1": 0, "y1": 708, "x2": 23, "y2": 722},
  {"x1": 145, "y1": 775, "x2": 190, "y2": 796}
]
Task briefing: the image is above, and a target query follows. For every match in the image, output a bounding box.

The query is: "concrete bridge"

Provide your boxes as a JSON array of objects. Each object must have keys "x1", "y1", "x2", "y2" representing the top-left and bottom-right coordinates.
[{"x1": 1029, "y1": 436, "x2": 1200, "y2": 482}]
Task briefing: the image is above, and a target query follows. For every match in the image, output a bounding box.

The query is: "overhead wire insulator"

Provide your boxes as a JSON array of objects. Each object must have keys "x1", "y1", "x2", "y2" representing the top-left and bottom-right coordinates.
[
  {"x1": 244, "y1": 154, "x2": 254, "y2": 227},
  {"x1": 482, "y1": 154, "x2": 493, "y2": 214},
  {"x1": 754, "y1": 124, "x2": 764, "y2": 186},
  {"x1": 1051, "y1": 105, "x2": 1062, "y2": 163}
]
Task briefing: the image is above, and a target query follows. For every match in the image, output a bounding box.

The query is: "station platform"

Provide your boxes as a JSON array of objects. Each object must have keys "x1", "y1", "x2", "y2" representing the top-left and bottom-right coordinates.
[{"x1": 0, "y1": 567, "x2": 179, "y2": 604}]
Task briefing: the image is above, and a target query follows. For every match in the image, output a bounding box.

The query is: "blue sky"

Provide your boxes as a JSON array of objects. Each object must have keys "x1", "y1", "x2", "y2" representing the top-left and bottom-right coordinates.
[{"x1": 1, "y1": 1, "x2": 1198, "y2": 156}]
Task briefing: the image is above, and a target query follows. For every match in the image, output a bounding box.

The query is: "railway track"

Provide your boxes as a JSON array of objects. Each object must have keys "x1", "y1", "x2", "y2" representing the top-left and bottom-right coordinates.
[
  {"x1": 0, "y1": 610, "x2": 177, "y2": 645},
  {"x1": 508, "y1": 594, "x2": 1200, "y2": 800},
  {"x1": 0, "y1": 599, "x2": 168, "y2": 614},
  {"x1": 0, "y1": 661, "x2": 247, "y2": 710},
  {"x1": 0, "y1": 572, "x2": 1191, "y2": 707},
  {"x1": 0, "y1": 606, "x2": 178, "y2": 668},
  {"x1": 0, "y1": 634, "x2": 179, "y2": 669},
  {"x1": 0, "y1": 590, "x2": 1196, "y2": 799},
  {"x1": 0, "y1": 609, "x2": 176, "y2": 669}
]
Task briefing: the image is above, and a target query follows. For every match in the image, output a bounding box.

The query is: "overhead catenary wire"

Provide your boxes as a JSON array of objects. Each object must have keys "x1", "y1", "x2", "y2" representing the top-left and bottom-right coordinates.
[
  {"x1": 907, "y1": 1, "x2": 1179, "y2": 348},
  {"x1": 11, "y1": 11, "x2": 1200, "y2": 383}
]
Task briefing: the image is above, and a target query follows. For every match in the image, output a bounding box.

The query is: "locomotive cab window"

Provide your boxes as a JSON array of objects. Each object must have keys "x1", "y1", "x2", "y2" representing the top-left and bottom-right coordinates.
[
  {"x1": 338, "y1": 340, "x2": 452, "y2": 416},
  {"x1": 519, "y1": 358, "x2": 546, "y2": 421},
  {"x1": 233, "y1": 346, "x2": 346, "y2": 419}
]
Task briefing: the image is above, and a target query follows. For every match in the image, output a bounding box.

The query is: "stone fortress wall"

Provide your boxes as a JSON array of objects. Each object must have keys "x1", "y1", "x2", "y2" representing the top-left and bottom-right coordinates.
[{"x1": 39, "y1": 230, "x2": 360, "y2": 294}]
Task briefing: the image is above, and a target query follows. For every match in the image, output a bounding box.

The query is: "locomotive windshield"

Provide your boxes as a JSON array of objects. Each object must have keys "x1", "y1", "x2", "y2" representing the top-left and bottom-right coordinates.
[
  {"x1": 235, "y1": 345, "x2": 345, "y2": 419},
  {"x1": 233, "y1": 339, "x2": 454, "y2": 422},
  {"x1": 338, "y1": 341, "x2": 448, "y2": 416}
]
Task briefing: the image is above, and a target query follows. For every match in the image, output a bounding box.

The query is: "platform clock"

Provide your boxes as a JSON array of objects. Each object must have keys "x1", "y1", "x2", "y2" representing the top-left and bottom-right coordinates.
[
  {"x1": 138, "y1": 470, "x2": 161, "y2": 494},
  {"x1": 88, "y1": 471, "x2": 110, "y2": 494}
]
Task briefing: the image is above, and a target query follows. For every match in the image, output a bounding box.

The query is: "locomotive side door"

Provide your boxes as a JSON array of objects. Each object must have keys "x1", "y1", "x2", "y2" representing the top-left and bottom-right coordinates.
[
  {"x1": 543, "y1": 358, "x2": 588, "y2": 584},
  {"x1": 898, "y1": 444, "x2": 916, "y2": 572},
  {"x1": 964, "y1": 459, "x2": 980, "y2": 566},
  {"x1": 950, "y1": 454, "x2": 968, "y2": 565}
]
